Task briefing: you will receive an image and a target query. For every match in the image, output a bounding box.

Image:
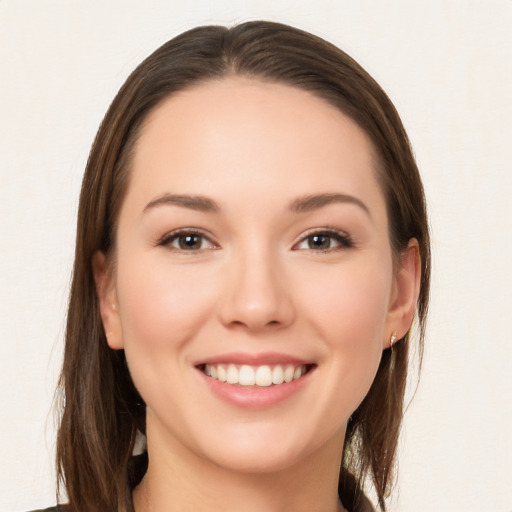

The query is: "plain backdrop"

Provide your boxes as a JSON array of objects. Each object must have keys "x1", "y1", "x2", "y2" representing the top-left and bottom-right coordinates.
[{"x1": 1, "y1": 1, "x2": 511, "y2": 511}]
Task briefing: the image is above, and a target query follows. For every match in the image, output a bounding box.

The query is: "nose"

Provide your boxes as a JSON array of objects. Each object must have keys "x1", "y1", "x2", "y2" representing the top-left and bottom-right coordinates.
[{"x1": 217, "y1": 245, "x2": 296, "y2": 332}]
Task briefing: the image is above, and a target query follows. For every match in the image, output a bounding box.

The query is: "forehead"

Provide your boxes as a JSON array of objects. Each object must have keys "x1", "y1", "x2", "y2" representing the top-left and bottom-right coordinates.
[{"x1": 125, "y1": 77, "x2": 385, "y2": 218}]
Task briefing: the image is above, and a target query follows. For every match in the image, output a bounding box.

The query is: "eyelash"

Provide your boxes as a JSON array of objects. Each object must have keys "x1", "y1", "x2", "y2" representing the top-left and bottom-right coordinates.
[
  {"x1": 293, "y1": 228, "x2": 354, "y2": 252},
  {"x1": 157, "y1": 229, "x2": 218, "y2": 252},
  {"x1": 158, "y1": 227, "x2": 354, "y2": 254}
]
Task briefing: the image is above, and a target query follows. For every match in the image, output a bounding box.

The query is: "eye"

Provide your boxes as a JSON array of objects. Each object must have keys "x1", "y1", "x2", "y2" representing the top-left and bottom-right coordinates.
[
  {"x1": 159, "y1": 230, "x2": 217, "y2": 251},
  {"x1": 294, "y1": 230, "x2": 353, "y2": 252}
]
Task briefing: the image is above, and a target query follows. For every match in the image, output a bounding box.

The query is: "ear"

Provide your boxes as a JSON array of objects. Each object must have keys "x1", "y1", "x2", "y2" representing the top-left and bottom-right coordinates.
[
  {"x1": 384, "y1": 239, "x2": 421, "y2": 349},
  {"x1": 92, "y1": 251, "x2": 124, "y2": 350}
]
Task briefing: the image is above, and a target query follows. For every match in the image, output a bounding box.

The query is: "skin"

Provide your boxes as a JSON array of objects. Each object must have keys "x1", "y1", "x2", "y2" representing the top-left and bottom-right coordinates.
[{"x1": 94, "y1": 77, "x2": 420, "y2": 512}]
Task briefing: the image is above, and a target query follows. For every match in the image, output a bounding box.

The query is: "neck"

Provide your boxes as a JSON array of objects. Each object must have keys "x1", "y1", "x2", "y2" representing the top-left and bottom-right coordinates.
[{"x1": 133, "y1": 417, "x2": 346, "y2": 512}]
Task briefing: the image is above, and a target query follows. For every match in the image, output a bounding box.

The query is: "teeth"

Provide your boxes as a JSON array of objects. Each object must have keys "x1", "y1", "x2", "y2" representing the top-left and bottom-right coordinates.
[
  {"x1": 272, "y1": 365, "x2": 284, "y2": 385},
  {"x1": 239, "y1": 365, "x2": 255, "y2": 386},
  {"x1": 284, "y1": 365, "x2": 295, "y2": 383},
  {"x1": 203, "y1": 363, "x2": 307, "y2": 386},
  {"x1": 226, "y1": 364, "x2": 238, "y2": 384},
  {"x1": 255, "y1": 365, "x2": 272, "y2": 386},
  {"x1": 217, "y1": 365, "x2": 227, "y2": 382}
]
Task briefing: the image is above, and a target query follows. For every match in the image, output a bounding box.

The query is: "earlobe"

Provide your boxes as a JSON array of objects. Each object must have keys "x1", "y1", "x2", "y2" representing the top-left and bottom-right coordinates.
[
  {"x1": 92, "y1": 251, "x2": 124, "y2": 350},
  {"x1": 384, "y1": 239, "x2": 421, "y2": 349}
]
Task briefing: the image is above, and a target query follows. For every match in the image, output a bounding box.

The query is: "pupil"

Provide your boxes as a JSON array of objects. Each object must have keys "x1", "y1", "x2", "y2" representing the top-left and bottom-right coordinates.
[
  {"x1": 179, "y1": 235, "x2": 201, "y2": 250},
  {"x1": 309, "y1": 235, "x2": 330, "y2": 250}
]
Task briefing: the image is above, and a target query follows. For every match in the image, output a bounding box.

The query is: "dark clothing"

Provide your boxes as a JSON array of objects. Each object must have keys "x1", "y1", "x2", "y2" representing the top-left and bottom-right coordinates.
[
  {"x1": 28, "y1": 500, "x2": 375, "y2": 512},
  {"x1": 28, "y1": 509, "x2": 64, "y2": 512},
  {"x1": 29, "y1": 470, "x2": 375, "y2": 512},
  {"x1": 28, "y1": 508, "x2": 68, "y2": 512}
]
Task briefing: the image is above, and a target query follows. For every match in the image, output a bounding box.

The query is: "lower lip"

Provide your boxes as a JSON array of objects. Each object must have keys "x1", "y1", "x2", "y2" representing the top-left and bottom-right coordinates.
[{"x1": 198, "y1": 368, "x2": 314, "y2": 409}]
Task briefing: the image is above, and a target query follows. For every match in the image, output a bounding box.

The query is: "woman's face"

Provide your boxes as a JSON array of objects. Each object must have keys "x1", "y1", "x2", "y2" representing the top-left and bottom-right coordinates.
[{"x1": 97, "y1": 77, "x2": 415, "y2": 474}]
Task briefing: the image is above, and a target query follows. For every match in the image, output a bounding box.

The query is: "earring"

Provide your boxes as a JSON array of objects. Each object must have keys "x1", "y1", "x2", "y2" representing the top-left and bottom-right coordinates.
[
  {"x1": 390, "y1": 332, "x2": 397, "y2": 348},
  {"x1": 112, "y1": 303, "x2": 117, "y2": 310},
  {"x1": 106, "y1": 331, "x2": 113, "y2": 339}
]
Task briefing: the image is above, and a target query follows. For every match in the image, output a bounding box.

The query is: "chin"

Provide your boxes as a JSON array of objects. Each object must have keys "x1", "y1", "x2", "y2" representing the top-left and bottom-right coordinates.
[
  {"x1": 204, "y1": 442, "x2": 307, "y2": 475},
  {"x1": 192, "y1": 419, "x2": 344, "y2": 476}
]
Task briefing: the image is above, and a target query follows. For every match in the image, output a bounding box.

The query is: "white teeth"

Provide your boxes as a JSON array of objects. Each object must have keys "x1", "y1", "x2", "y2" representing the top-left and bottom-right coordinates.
[
  {"x1": 203, "y1": 363, "x2": 307, "y2": 386},
  {"x1": 217, "y1": 365, "x2": 227, "y2": 382},
  {"x1": 226, "y1": 364, "x2": 238, "y2": 384},
  {"x1": 284, "y1": 365, "x2": 295, "y2": 383},
  {"x1": 255, "y1": 366, "x2": 272, "y2": 387},
  {"x1": 272, "y1": 365, "x2": 284, "y2": 384},
  {"x1": 239, "y1": 365, "x2": 255, "y2": 386}
]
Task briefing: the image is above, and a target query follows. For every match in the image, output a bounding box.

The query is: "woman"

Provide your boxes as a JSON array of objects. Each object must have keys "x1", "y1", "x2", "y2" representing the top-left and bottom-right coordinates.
[{"x1": 37, "y1": 20, "x2": 430, "y2": 512}]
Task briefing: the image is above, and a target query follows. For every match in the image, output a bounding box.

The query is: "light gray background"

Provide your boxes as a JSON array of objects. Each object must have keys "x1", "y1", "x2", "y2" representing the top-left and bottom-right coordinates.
[{"x1": 1, "y1": 1, "x2": 511, "y2": 511}]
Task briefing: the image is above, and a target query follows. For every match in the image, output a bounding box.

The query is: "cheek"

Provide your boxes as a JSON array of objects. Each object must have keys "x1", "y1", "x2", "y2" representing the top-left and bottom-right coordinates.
[
  {"x1": 297, "y1": 257, "x2": 392, "y2": 405},
  {"x1": 115, "y1": 255, "x2": 220, "y2": 355},
  {"x1": 302, "y1": 258, "x2": 392, "y2": 342}
]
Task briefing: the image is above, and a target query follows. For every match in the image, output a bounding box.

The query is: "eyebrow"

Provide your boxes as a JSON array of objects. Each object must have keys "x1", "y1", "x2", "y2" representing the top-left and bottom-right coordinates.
[
  {"x1": 289, "y1": 193, "x2": 371, "y2": 218},
  {"x1": 143, "y1": 192, "x2": 370, "y2": 218},
  {"x1": 143, "y1": 194, "x2": 220, "y2": 213}
]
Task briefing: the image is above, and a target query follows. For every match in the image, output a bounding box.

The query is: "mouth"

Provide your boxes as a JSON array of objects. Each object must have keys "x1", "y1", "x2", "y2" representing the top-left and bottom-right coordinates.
[{"x1": 197, "y1": 363, "x2": 315, "y2": 387}]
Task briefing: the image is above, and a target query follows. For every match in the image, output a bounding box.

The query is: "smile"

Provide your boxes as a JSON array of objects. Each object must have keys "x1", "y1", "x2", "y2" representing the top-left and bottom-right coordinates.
[
  {"x1": 195, "y1": 355, "x2": 316, "y2": 408},
  {"x1": 202, "y1": 363, "x2": 310, "y2": 387}
]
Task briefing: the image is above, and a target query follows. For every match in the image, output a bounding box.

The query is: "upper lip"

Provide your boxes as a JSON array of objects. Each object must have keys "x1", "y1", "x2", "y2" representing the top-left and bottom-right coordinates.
[{"x1": 194, "y1": 352, "x2": 312, "y2": 367}]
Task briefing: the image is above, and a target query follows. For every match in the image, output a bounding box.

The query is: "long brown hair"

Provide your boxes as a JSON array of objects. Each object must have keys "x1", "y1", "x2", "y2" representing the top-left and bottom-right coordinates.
[{"x1": 57, "y1": 21, "x2": 430, "y2": 512}]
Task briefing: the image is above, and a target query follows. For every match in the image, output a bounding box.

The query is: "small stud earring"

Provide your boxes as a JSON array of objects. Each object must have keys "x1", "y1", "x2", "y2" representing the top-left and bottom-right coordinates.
[
  {"x1": 112, "y1": 303, "x2": 116, "y2": 310},
  {"x1": 106, "y1": 331, "x2": 113, "y2": 339},
  {"x1": 390, "y1": 332, "x2": 397, "y2": 348}
]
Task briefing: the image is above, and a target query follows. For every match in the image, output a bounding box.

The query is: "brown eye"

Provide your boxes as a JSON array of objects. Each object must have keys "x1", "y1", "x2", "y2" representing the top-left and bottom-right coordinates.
[
  {"x1": 159, "y1": 230, "x2": 216, "y2": 251},
  {"x1": 307, "y1": 234, "x2": 332, "y2": 250},
  {"x1": 294, "y1": 230, "x2": 353, "y2": 252},
  {"x1": 178, "y1": 234, "x2": 203, "y2": 250}
]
